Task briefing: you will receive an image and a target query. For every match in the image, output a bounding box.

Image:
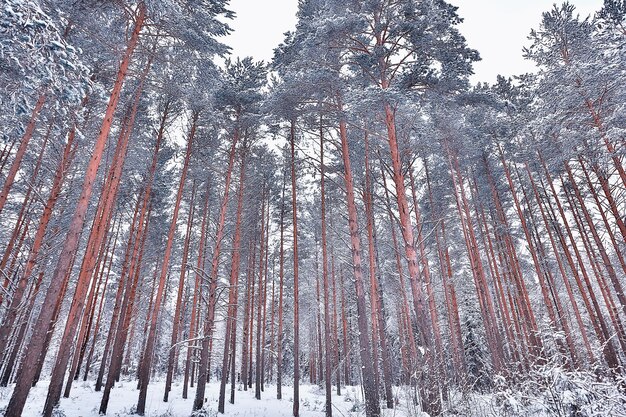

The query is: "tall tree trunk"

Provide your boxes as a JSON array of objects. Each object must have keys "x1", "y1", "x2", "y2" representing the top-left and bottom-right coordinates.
[
  {"x1": 276, "y1": 166, "x2": 286, "y2": 399},
  {"x1": 46, "y1": 50, "x2": 152, "y2": 414},
  {"x1": 339, "y1": 267, "x2": 351, "y2": 386},
  {"x1": 261, "y1": 202, "x2": 270, "y2": 392},
  {"x1": 164, "y1": 182, "x2": 197, "y2": 401},
  {"x1": 330, "y1": 251, "x2": 341, "y2": 395},
  {"x1": 526, "y1": 164, "x2": 593, "y2": 364},
  {"x1": 255, "y1": 187, "x2": 267, "y2": 400},
  {"x1": 480, "y1": 152, "x2": 542, "y2": 358},
  {"x1": 5, "y1": 5, "x2": 145, "y2": 414},
  {"x1": 424, "y1": 161, "x2": 467, "y2": 381},
  {"x1": 363, "y1": 132, "x2": 393, "y2": 409},
  {"x1": 290, "y1": 119, "x2": 302, "y2": 417},
  {"x1": 514, "y1": 164, "x2": 578, "y2": 367},
  {"x1": 562, "y1": 175, "x2": 626, "y2": 358},
  {"x1": 319, "y1": 120, "x2": 333, "y2": 417},
  {"x1": 380, "y1": 163, "x2": 419, "y2": 377},
  {"x1": 136, "y1": 110, "x2": 196, "y2": 415},
  {"x1": 384, "y1": 103, "x2": 440, "y2": 415},
  {"x1": 218, "y1": 147, "x2": 247, "y2": 412},
  {"x1": 97, "y1": 99, "x2": 169, "y2": 394},
  {"x1": 95, "y1": 195, "x2": 141, "y2": 392},
  {"x1": 240, "y1": 240, "x2": 254, "y2": 393},
  {"x1": 193, "y1": 116, "x2": 240, "y2": 412},
  {"x1": 578, "y1": 158, "x2": 626, "y2": 276},
  {"x1": 0, "y1": 270, "x2": 44, "y2": 386},
  {"x1": 183, "y1": 181, "x2": 211, "y2": 399},
  {"x1": 408, "y1": 168, "x2": 445, "y2": 369},
  {"x1": 66, "y1": 218, "x2": 116, "y2": 388},
  {"x1": 337, "y1": 108, "x2": 380, "y2": 417},
  {"x1": 0, "y1": 121, "x2": 49, "y2": 293}
]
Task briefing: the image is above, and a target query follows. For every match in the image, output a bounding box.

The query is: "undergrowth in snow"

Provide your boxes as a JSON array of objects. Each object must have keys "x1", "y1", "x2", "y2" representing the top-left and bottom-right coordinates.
[{"x1": 0, "y1": 380, "x2": 420, "y2": 417}]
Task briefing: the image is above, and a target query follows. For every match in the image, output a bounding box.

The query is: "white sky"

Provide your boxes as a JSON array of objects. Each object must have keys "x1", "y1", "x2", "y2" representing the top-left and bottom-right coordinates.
[{"x1": 223, "y1": 0, "x2": 603, "y2": 84}]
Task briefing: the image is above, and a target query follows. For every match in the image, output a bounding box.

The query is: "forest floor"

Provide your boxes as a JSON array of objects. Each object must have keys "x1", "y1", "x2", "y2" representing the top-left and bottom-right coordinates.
[{"x1": 0, "y1": 380, "x2": 423, "y2": 417}]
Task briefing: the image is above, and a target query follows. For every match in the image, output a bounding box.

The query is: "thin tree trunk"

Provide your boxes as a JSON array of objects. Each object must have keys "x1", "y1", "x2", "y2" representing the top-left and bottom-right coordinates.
[
  {"x1": 0, "y1": 126, "x2": 74, "y2": 357},
  {"x1": 578, "y1": 158, "x2": 626, "y2": 276},
  {"x1": 424, "y1": 161, "x2": 466, "y2": 379},
  {"x1": 164, "y1": 182, "x2": 197, "y2": 401},
  {"x1": 290, "y1": 119, "x2": 301, "y2": 417},
  {"x1": 276, "y1": 166, "x2": 286, "y2": 399},
  {"x1": 564, "y1": 163, "x2": 626, "y2": 317},
  {"x1": 261, "y1": 203, "x2": 270, "y2": 392},
  {"x1": 1, "y1": 270, "x2": 44, "y2": 386},
  {"x1": 319, "y1": 118, "x2": 333, "y2": 417},
  {"x1": 255, "y1": 187, "x2": 267, "y2": 400},
  {"x1": 241, "y1": 239, "x2": 254, "y2": 393},
  {"x1": 95, "y1": 198, "x2": 141, "y2": 392},
  {"x1": 0, "y1": 93, "x2": 46, "y2": 216},
  {"x1": 339, "y1": 267, "x2": 351, "y2": 386},
  {"x1": 0, "y1": 122, "x2": 49, "y2": 292},
  {"x1": 84, "y1": 222, "x2": 120, "y2": 380},
  {"x1": 526, "y1": 164, "x2": 594, "y2": 364},
  {"x1": 380, "y1": 163, "x2": 418, "y2": 376},
  {"x1": 183, "y1": 181, "x2": 210, "y2": 399}
]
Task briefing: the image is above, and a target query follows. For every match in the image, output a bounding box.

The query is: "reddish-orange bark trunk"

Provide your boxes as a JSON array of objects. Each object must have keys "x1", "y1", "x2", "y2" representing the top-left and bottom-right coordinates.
[
  {"x1": 218, "y1": 147, "x2": 247, "y2": 412},
  {"x1": 338, "y1": 112, "x2": 380, "y2": 417},
  {"x1": 5, "y1": 5, "x2": 145, "y2": 414},
  {"x1": 0, "y1": 93, "x2": 46, "y2": 216}
]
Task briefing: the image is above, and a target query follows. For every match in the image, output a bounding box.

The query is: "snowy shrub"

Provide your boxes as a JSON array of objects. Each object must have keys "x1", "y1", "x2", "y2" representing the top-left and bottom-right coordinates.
[
  {"x1": 113, "y1": 405, "x2": 137, "y2": 417},
  {"x1": 349, "y1": 397, "x2": 365, "y2": 413},
  {"x1": 154, "y1": 410, "x2": 176, "y2": 417},
  {"x1": 50, "y1": 407, "x2": 66, "y2": 417},
  {"x1": 489, "y1": 361, "x2": 626, "y2": 417},
  {"x1": 191, "y1": 407, "x2": 218, "y2": 417}
]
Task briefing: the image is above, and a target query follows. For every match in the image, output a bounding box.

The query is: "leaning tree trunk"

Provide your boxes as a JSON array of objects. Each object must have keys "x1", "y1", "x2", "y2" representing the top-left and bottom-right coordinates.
[
  {"x1": 0, "y1": 93, "x2": 46, "y2": 216},
  {"x1": 4, "y1": 5, "x2": 145, "y2": 415},
  {"x1": 0, "y1": 126, "x2": 64, "y2": 358},
  {"x1": 45, "y1": 51, "x2": 152, "y2": 415}
]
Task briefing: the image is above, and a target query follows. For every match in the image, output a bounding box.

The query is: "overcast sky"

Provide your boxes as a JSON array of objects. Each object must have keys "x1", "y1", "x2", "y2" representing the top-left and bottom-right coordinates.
[{"x1": 223, "y1": 0, "x2": 603, "y2": 84}]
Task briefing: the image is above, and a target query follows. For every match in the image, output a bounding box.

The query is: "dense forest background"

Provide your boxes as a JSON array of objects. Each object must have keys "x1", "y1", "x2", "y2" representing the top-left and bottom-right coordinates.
[{"x1": 0, "y1": 1, "x2": 625, "y2": 416}]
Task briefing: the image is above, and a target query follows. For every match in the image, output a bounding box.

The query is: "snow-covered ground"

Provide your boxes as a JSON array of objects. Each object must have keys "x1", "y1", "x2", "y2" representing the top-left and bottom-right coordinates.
[{"x1": 0, "y1": 380, "x2": 417, "y2": 417}]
